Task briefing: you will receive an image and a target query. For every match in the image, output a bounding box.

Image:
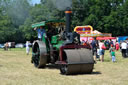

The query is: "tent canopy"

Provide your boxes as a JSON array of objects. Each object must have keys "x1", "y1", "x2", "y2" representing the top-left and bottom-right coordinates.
[
  {"x1": 31, "y1": 20, "x2": 65, "y2": 28},
  {"x1": 89, "y1": 37, "x2": 116, "y2": 40},
  {"x1": 80, "y1": 30, "x2": 111, "y2": 37}
]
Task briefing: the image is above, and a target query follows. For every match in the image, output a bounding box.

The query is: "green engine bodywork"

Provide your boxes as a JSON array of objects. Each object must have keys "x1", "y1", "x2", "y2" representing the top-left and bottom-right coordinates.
[{"x1": 51, "y1": 35, "x2": 64, "y2": 50}]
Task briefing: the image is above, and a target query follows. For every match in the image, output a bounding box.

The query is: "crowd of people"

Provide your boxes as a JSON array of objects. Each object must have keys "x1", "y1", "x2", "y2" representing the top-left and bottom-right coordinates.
[
  {"x1": 3, "y1": 41, "x2": 31, "y2": 55},
  {"x1": 82, "y1": 37, "x2": 128, "y2": 63}
]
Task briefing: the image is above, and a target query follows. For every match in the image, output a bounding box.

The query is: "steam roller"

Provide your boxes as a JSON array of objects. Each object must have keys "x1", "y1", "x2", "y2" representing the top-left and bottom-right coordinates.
[
  {"x1": 31, "y1": 7, "x2": 94, "y2": 75},
  {"x1": 59, "y1": 49, "x2": 94, "y2": 75}
]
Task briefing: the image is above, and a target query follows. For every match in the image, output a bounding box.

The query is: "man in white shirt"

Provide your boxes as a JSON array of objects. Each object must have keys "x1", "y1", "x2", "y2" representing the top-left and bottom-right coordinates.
[
  {"x1": 26, "y1": 41, "x2": 30, "y2": 55},
  {"x1": 8, "y1": 42, "x2": 11, "y2": 50},
  {"x1": 121, "y1": 40, "x2": 127, "y2": 58}
]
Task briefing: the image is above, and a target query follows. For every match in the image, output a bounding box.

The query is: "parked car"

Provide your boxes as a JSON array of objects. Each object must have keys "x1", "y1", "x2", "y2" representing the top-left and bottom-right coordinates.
[
  {"x1": 10, "y1": 42, "x2": 15, "y2": 48},
  {"x1": 15, "y1": 43, "x2": 24, "y2": 48},
  {"x1": 0, "y1": 44, "x2": 4, "y2": 48}
]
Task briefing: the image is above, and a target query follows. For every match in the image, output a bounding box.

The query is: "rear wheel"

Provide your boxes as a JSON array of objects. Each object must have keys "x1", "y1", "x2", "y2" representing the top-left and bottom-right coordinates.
[
  {"x1": 33, "y1": 46, "x2": 40, "y2": 67},
  {"x1": 32, "y1": 41, "x2": 47, "y2": 68}
]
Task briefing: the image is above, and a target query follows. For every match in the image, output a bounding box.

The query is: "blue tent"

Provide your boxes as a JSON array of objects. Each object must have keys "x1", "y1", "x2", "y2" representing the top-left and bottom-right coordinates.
[{"x1": 118, "y1": 36, "x2": 128, "y2": 43}]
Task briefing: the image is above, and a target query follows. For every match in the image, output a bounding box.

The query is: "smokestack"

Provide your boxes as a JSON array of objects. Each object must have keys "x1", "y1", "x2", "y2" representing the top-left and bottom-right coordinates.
[{"x1": 65, "y1": 7, "x2": 72, "y2": 32}]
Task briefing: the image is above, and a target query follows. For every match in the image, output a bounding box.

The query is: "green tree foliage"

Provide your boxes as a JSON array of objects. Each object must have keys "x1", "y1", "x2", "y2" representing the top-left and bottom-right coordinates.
[
  {"x1": 0, "y1": 0, "x2": 31, "y2": 43},
  {"x1": 4, "y1": 0, "x2": 30, "y2": 27},
  {"x1": 0, "y1": 0, "x2": 128, "y2": 43},
  {"x1": 0, "y1": 3, "x2": 16, "y2": 43}
]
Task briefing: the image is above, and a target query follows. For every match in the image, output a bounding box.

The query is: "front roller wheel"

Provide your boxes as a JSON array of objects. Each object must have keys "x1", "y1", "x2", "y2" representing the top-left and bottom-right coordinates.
[
  {"x1": 60, "y1": 49, "x2": 94, "y2": 75},
  {"x1": 32, "y1": 41, "x2": 47, "y2": 68}
]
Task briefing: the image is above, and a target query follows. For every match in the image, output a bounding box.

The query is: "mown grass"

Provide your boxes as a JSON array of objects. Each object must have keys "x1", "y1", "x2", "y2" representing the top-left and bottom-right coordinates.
[{"x1": 0, "y1": 48, "x2": 128, "y2": 85}]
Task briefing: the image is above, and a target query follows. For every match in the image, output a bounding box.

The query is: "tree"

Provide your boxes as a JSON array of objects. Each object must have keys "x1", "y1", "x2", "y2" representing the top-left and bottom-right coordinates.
[
  {"x1": 0, "y1": 0, "x2": 31, "y2": 43},
  {"x1": 4, "y1": 0, "x2": 30, "y2": 27},
  {"x1": 0, "y1": 7, "x2": 16, "y2": 43},
  {"x1": 0, "y1": 0, "x2": 128, "y2": 43}
]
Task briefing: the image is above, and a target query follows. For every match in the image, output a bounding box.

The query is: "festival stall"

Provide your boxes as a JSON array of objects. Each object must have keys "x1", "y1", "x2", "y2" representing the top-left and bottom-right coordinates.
[{"x1": 74, "y1": 25, "x2": 115, "y2": 42}]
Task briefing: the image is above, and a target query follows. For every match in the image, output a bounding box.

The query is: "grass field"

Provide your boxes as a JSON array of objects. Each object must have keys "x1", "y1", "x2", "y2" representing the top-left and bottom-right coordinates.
[{"x1": 0, "y1": 48, "x2": 128, "y2": 85}]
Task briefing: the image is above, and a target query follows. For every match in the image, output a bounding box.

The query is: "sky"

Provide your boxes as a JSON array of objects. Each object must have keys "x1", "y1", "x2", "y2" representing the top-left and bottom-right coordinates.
[{"x1": 31, "y1": 0, "x2": 41, "y2": 5}]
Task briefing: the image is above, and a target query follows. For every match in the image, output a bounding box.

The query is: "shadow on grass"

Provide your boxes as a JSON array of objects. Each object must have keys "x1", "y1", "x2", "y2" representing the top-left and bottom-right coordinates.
[
  {"x1": 60, "y1": 71, "x2": 102, "y2": 76},
  {"x1": 42, "y1": 64, "x2": 102, "y2": 76},
  {"x1": 0, "y1": 65, "x2": 3, "y2": 67},
  {"x1": 104, "y1": 59, "x2": 111, "y2": 62},
  {"x1": 91, "y1": 71, "x2": 101, "y2": 75},
  {"x1": 45, "y1": 64, "x2": 60, "y2": 69}
]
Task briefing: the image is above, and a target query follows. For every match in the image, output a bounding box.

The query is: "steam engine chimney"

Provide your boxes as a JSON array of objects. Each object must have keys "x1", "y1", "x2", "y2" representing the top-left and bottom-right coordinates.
[{"x1": 65, "y1": 7, "x2": 72, "y2": 32}]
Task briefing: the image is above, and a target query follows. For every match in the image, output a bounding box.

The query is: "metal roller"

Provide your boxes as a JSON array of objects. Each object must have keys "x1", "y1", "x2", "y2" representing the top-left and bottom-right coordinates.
[
  {"x1": 32, "y1": 40, "x2": 47, "y2": 68},
  {"x1": 60, "y1": 49, "x2": 94, "y2": 75}
]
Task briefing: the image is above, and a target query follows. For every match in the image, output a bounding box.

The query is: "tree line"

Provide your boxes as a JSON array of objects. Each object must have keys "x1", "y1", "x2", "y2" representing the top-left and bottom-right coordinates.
[{"x1": 0, "y1": 0, "x2": 128, "y2": 43}]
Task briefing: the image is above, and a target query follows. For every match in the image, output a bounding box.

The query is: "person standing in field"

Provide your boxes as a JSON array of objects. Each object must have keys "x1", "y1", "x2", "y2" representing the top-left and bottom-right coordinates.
[
  {"x1": 91, "y1": 37, "x2": 99, "y2": 62},
  {"x1": 4, "y1": 42, "x2": 9, "y2": 51},
  {"x1": 99, "y1": 40, "x2": 106, "y2": 62},
  {"x1": 110, "y1": 39, "x2": 114, "y2": 47},
  {"x1": 26, "y1": 41, "x2": 30, "y2": 55},
  {"x1": 109, "y1": 45, "x2": 115, "y2": 60},
  {"x1": 8, "y1": 42, "x2": 11, "y2": 50},
  {"x1": 111, "y1": 49, "x2": 116, "y2": 62},
  {"x1": 121, "y1": 40, "x2": 127, "y2": 58},
  {"x1": 127, "y1": 40, "x2": 128, "y2": 57},
  {"x1": 115, "y1": 41, "x2": 119, "y2": 51}
]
